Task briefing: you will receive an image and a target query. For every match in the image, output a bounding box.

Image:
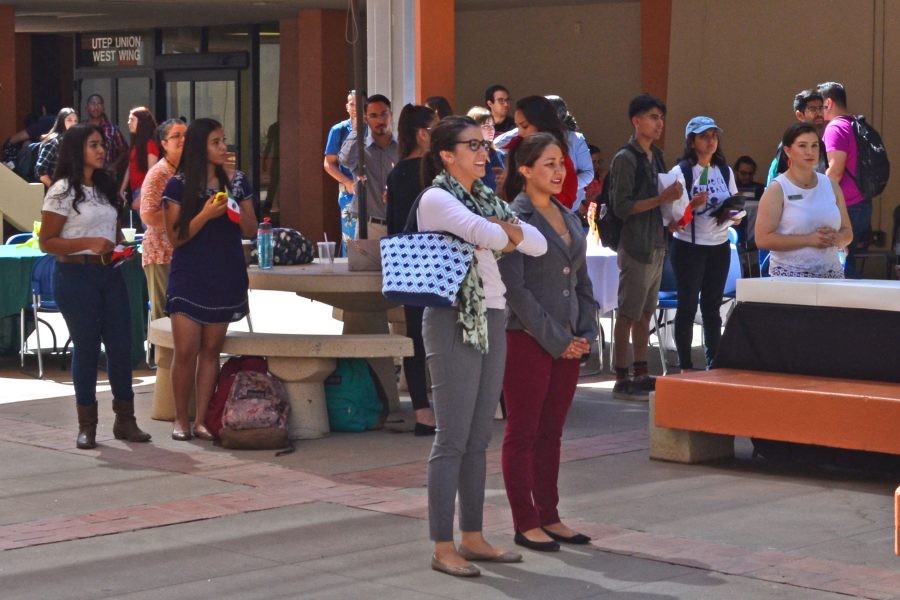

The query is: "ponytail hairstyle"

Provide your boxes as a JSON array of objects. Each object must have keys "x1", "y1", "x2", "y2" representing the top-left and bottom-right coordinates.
[
  {"x1": 156, "y1": 118, "x2": 186, "y2": 158},
  {"x1": 420, "y1": 115, "x2": 478, "y2": 187},
  {"x1": 396, "y1": 104, "x2": 436, "y2": 160},
  {"x1": 425, "y1": 96, "x2": 453, "y2": 119},
  {"x1": 504, "y1": 132, "x2": 563, "y2": 200},
  {"x1": 175, "y1": 118, "x2": 230, "y2": 241},
  {"x1": 53, "y1": 123, "x2": 122, "y2": 214},
  {"x1": 129, "y1": 107, "x2": 158, "y2": 172},
  {"x1": 515, "y1": 95, "x2": 569, "y2": 154},
  {"x1": 545, "y1": 95, "x2": 579, "y2": 132}
]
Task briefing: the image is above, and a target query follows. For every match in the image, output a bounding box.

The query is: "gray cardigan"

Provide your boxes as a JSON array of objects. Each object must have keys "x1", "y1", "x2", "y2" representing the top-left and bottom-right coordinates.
[{"x1": 499, "y1": 192, "x2": 598, "y2": 358}]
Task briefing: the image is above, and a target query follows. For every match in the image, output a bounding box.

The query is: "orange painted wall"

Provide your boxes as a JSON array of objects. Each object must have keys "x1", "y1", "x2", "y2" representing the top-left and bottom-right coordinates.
[
  {"x1": 0, "y1": 6, "x2": 16, "y2": 141},
  {"x1": 415, "y1": 0, "x2": 455, "y2": 106},
  {"x1": 278, "y1": 10, "x2": 347, "y2": 242},
  {"x1": 640, "y1": 0, "x2": 672, "y2": 102}
]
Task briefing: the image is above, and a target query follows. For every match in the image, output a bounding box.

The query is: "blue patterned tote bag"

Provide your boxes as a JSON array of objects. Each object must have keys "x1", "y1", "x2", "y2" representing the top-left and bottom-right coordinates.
[{"x1": 380, "y1": 187, "x2": 475, "y2": 307}]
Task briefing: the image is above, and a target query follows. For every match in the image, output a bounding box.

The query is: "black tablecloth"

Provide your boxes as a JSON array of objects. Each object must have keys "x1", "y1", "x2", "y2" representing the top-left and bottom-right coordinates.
[{"x1": 714, "y1": 302, "x2": 900, "y2": 383}]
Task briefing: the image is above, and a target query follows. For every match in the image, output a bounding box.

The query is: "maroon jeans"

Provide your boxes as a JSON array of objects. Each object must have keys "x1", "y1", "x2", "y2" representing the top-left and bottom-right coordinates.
[{"x1": 501, "y1": 330, "x2": 580, "y2": 533}]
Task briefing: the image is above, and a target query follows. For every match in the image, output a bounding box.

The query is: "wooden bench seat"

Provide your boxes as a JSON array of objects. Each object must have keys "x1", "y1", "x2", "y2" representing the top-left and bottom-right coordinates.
[
  {"x1": 148, "y1": 317, "x2": 413, "y2": 439},
  {"x1": 649, "y1": 368, "x2": 900, "y2": 463}
]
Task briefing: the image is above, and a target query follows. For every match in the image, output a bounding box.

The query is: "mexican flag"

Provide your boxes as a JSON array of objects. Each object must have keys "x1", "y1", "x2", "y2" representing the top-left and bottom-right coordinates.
[{"x1": 214, "y1": 190, "x2": 241, "y2": 224}]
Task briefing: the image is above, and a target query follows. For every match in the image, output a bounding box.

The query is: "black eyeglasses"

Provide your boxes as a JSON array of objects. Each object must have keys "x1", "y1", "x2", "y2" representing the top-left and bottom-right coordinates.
[{"x1": 455, "y1": 139, "x2": 491, "y2": 152}]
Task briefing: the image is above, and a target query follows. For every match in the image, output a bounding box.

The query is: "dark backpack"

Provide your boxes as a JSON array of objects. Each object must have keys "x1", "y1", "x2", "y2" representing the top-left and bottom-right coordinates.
[
  {"x1": 595, "y1": 144, "x2": 651, "y2": 251},
  {"x1": 206, "y1": 355, "x2": 268, "y2": 438},
  {"x1": 13, "y1": 141, "x2": 41, "y2": 183},
  {"x1": 251, "y1": 228, "x2": 314, "y2": 265},
  {"x1": 838, "y1": 115, "x2": 890, "y2": 200}
]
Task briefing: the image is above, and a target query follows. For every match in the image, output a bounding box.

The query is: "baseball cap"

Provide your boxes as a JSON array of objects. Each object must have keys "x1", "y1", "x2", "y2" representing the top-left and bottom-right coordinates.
[{"x1": 685, "y1": 116, "x2": 722, "y2": 138}]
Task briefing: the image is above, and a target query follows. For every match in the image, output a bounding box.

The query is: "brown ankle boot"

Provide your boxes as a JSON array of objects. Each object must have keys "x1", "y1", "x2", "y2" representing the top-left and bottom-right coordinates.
[
  {"x1": 76, "y1": 403, "x2": 98, "y2": 449},
  {"x1": 112, "y1": 400, "x2": 152, "y2": 442}
]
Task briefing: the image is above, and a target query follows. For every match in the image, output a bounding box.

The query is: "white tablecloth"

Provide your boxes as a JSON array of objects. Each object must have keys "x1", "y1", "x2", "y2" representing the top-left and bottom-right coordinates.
[
  {"x1": 585, "y1": 241, "x2": 741, "y2": 316},
  {"x1": 586, "y1": 242, "x2": 619, "y2": 315}
]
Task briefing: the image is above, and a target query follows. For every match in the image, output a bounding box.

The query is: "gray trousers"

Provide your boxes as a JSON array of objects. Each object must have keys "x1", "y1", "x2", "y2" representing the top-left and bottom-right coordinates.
[{"x1": 423, "y1": 306, "x2": 506, "y2": 542}]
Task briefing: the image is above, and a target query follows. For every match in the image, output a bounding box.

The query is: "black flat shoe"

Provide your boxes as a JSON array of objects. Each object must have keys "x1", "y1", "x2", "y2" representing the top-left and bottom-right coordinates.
[
  {"x1": 541, "y1": 528, "x2": 592, "y2": 545},
  {"x1": 414, "y1": 423, "x2": 436, "y2": 436},
  {"x1": 514, "y1": 531, "x2": 560, "y2": 552}
]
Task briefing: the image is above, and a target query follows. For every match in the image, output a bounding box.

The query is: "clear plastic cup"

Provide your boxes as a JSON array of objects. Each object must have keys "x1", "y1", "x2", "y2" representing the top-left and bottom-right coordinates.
[
  {"x1": 121, "y1": 228, "x2": 137, "y2": 242},
  {"x1": 317, "y1": 241, "x2": 336, "y2": 271}
]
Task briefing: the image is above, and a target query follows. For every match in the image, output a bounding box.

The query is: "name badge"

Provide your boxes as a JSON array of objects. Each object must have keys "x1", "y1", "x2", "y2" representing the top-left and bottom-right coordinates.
[{"x1": 787, "y1": 194, "x2": 803, "y2": 201}]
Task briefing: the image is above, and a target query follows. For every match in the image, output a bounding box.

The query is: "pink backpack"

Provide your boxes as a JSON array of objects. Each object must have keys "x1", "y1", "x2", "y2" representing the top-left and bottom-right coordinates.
[{"x1": 218, "y1": 370, "x2": 292, "y2": 451}]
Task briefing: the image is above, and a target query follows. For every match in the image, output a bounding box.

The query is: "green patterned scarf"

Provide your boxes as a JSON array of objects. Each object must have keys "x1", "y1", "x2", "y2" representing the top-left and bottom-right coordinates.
[{"x1": 432, "y1": 171, "x2": 515, "y2": 353}]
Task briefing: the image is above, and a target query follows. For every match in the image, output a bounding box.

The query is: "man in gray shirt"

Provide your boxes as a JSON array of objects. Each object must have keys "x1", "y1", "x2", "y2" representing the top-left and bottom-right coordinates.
[{"x1": 339, "y1": 94, "x2": 399, "y2": 239}]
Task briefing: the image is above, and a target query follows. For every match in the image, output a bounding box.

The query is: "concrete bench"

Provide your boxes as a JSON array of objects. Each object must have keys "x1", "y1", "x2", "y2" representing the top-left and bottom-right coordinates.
[
  {"x1": 148, "y1": 317, "x2": 413, "y2": 439},
  {"x1": 649, "y1": 368, "x2": 900, "y2": 463}
]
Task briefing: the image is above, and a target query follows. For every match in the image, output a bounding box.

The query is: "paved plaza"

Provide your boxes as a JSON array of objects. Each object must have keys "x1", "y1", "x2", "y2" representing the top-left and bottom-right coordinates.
[{"x1": 0, "y1": 292, "x2": 897, "y2": 599}]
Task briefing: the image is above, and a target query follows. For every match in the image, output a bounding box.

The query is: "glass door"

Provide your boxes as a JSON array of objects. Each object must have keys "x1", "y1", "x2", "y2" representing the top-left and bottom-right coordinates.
[{"x1": 164, "y1": 70, "x2": 239, "y2": 169}]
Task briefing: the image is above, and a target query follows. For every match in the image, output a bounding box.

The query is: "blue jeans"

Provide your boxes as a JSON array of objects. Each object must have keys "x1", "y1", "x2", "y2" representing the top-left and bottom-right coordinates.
[
  {"x1": 54, "y1": 262, "x2": 134, "y2": 406},
  {"x1": 844, "y1": 200, "x2": 873, "y2": 279}
]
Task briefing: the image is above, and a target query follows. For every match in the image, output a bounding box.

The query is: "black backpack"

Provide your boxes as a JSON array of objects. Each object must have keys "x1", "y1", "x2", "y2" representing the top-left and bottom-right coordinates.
[
  {"x1": 595, "y1": 145, "x2": 650, "y2": 251},
  {"x1": 13, "y1": 141, "x2": 41, "y2": 183},
  {"x1": 838, "y1": 115, "x2": 890, "y2": 200}
]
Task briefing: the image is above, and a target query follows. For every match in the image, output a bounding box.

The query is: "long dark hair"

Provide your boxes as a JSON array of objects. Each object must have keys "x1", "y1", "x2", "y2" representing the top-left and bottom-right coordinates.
[
  {"x1": 421, "y1": 115, "x2": 478, "y2": 187},
  {"x1": 175, "y1": 118, "x2": 230, "y2": 240},
  {"x1": 425, "y1": 96, "x2": 453, "y2": 119},
  {"x1": 53, "y1": 123, "x2": 121, "y2": 214},
  {"x1": 680, "y1": 130, "x2": 728, "y2": 171},
  {"x1": 515, "y1": 95, "x2": 568, "y2": 154},
  {"x1": 129, "y1": 107, "x2": 158, "y2": 172},
  {"x1": 504, "y1": 132, "x2": 563, "y2": 200},
  {"x1": 396, "y1": 104, "x2": 435, "y2": 160},
  {"x1": 40, "y1": 107, "x2": 76, "y2": 143}
]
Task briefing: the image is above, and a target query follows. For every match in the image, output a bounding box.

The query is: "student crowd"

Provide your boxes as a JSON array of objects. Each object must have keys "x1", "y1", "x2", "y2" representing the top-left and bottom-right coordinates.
[{"x1": 2, "y1": 77, "x2": 872, "y2": 578}]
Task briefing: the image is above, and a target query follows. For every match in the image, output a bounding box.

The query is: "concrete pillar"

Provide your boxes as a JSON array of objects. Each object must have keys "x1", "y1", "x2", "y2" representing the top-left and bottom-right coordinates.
[
  {"x1": 367, "y1": 0, "x2": 415, "y2": 107},
  {"x1": 0, "y1": 6, "x2": 16, "y2": 142},
  {"x1": 415, "y1": 0, "x2": 455, "y2": 106},
  {"x1": 278, "y1": 10, "x2": 347, "y2": 243}
]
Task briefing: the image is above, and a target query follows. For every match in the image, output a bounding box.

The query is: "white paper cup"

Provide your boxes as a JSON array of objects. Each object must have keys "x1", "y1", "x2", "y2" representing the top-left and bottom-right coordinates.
[{"x1": 121, "y1": 228, "x2": 137, "y2": 242}]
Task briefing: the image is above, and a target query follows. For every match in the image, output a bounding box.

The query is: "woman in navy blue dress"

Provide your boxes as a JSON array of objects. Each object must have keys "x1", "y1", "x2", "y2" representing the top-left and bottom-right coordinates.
[{"x1": 163, "y1": 118, "x2": 257, "y2": 441}]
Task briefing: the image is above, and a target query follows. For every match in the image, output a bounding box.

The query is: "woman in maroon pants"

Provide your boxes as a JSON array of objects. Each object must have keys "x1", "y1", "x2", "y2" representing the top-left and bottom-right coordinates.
[{"x1": 499, "y1": 133, "x2": 597, "y2": 551}]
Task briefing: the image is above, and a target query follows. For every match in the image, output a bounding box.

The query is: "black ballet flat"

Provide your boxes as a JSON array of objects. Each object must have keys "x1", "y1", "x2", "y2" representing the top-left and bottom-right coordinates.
[
  {"x1": 514, "y1": 531, "x2": 560, "y2": 552},
  {"x1": 541, "y1": 528, "x2": 592, "y2": 545},
  {"x1": 414, "y1": 423, "x2": 436, "y2": 436}
]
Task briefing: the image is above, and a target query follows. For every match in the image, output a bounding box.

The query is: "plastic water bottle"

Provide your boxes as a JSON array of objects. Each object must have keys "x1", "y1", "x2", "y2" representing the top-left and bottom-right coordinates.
[
  {"x1": 257, "y1": 217, "x2": 273, "y2": 270},
  {"x1": 837, "y1": 247, "x2": 846, "y2": 268}
]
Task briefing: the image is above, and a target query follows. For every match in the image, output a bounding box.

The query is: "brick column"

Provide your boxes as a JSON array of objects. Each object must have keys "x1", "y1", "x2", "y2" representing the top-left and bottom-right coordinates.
[
  {"x1": 415, "y1": 0, "x2": 455, "y2": 106},
  {"x1": 278, "y1": 10, "x2": 347, "y2": 243},
  {"x1": 0, "y1": 6, "x2": 16, "y2": 142}
]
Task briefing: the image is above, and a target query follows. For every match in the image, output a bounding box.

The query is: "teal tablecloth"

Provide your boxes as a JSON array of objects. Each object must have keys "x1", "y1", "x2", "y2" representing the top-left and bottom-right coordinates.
[{"x1": 0, "y1": 245, "x2": 148, "y2": 367}]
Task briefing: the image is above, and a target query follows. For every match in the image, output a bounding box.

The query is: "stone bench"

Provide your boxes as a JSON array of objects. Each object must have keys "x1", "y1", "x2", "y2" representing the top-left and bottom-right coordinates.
[
  {"x1": 148, "y1": 317, "x2": 413, "y2": 439},
  {"x1": 650, "y1": 368, "x2": 900, "y2": 463}
]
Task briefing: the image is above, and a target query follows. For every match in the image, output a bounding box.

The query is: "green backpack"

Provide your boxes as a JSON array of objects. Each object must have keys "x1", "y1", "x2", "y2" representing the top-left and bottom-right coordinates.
[{"x1": 324, "y1": 359, "x2": 383, "y2": 432}]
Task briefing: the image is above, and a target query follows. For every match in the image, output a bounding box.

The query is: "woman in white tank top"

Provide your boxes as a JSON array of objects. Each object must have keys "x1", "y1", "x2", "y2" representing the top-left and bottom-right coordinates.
[{"x1": 756, "y1": 122, "x2": 851, "y2": 278}]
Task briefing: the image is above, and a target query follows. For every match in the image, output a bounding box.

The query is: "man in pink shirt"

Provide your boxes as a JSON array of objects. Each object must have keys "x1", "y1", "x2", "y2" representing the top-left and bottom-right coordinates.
[{"x1": 818, "y1": 81, "x2": 868, "y2": 278}]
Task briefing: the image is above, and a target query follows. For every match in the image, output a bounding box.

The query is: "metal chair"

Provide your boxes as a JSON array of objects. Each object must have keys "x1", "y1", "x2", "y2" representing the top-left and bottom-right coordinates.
[
  {"x1": 20, "y1": 254, "x2": 69, "y2": 378},
  {"x1": 650, "y1": 253, "x2": 678, "y2": 375},
  {"x1": 5, "y1": 233, "x2": 33, "y2": 245}
]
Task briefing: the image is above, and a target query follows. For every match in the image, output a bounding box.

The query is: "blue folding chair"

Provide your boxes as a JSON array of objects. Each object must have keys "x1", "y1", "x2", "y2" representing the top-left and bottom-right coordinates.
[
  {"x1": 5, "y1": 233, "x2": 33, "y2": 245},
  {"x1": 20, "y1": 255, "x2": 69, "y2": 378},
  {"x1": 650, "y1": 253, "x2": 679, "y2": 375}
]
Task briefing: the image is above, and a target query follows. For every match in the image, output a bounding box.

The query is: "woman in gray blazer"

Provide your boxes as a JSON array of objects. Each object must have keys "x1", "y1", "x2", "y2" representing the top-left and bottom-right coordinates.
[{"x1": 499, "y1": 133, "x2": 598, "y2": 551}]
